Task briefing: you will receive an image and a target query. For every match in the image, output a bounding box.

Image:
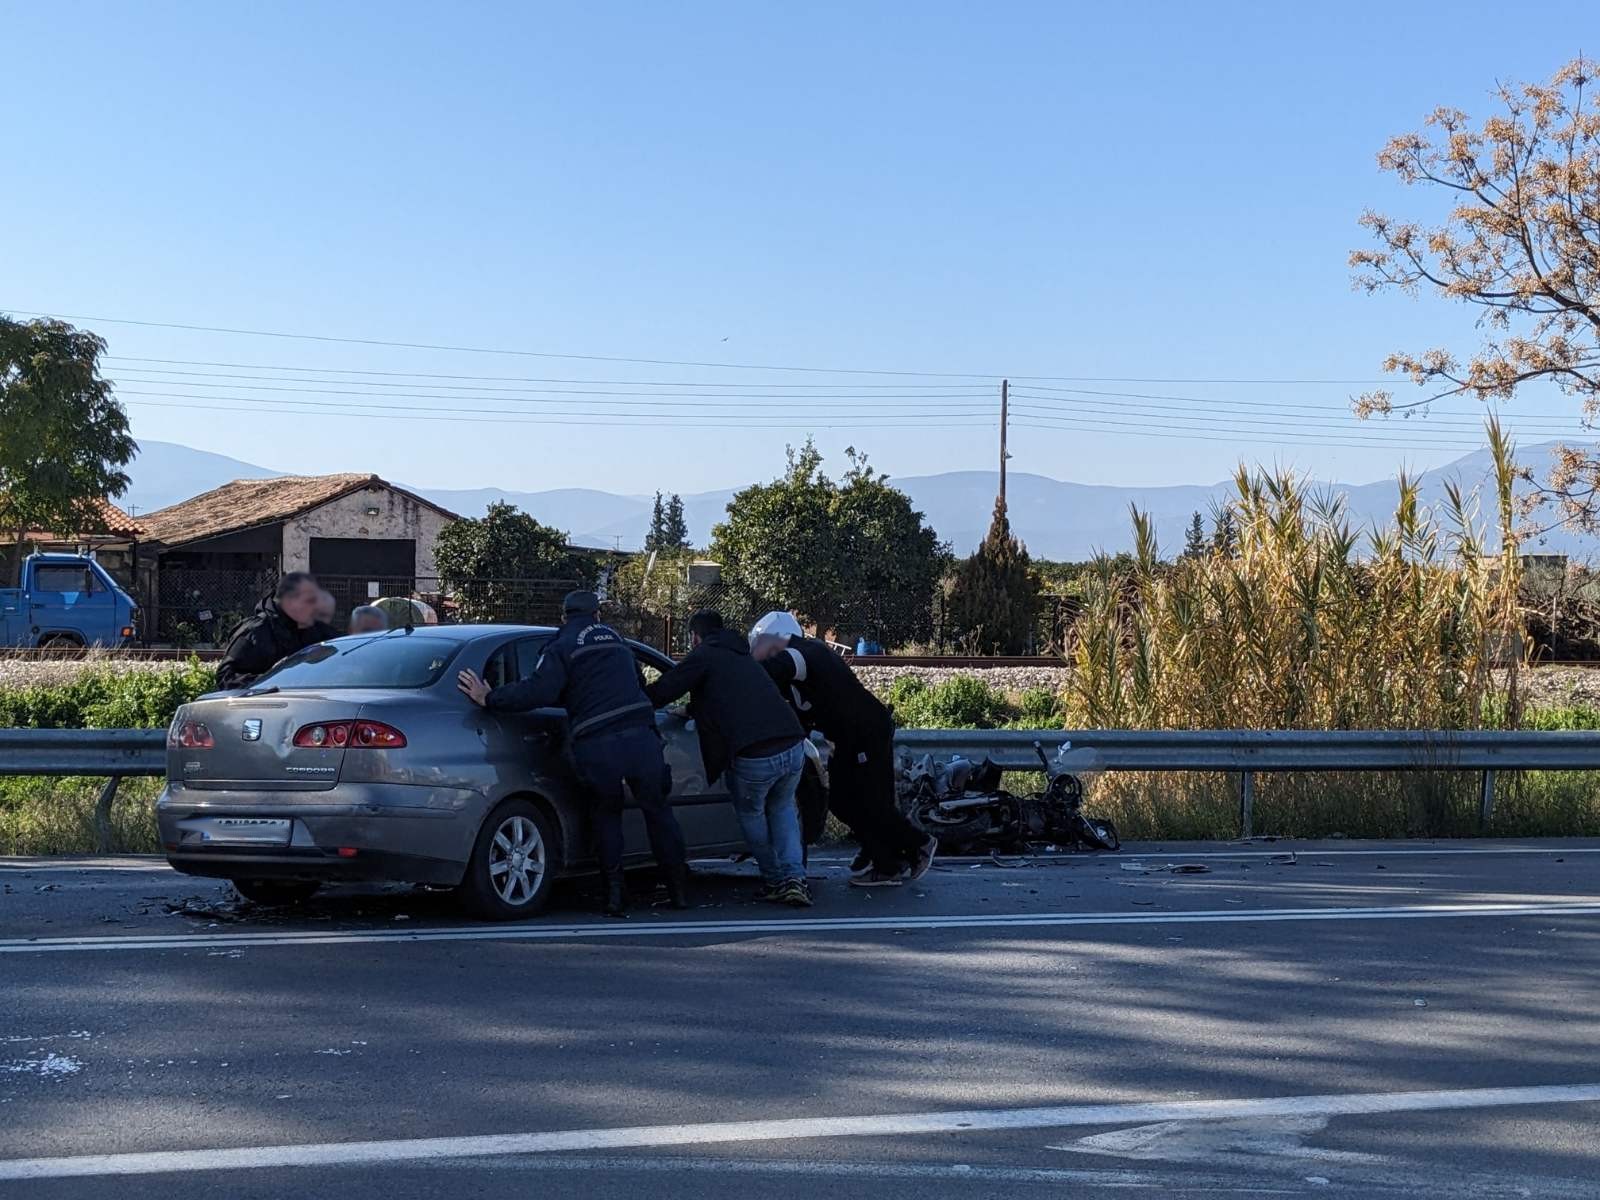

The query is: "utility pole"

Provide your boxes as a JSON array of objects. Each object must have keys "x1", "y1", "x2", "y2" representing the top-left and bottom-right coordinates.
[{"x1": 998, "y1": 378, "x2": 1009, "y2": 509}]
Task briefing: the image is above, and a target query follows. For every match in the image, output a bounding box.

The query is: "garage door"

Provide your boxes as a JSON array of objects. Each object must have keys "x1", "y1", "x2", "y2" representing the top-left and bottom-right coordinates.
[{"x1": 309, "y1": 537, "x2": 416, "y2": 578}]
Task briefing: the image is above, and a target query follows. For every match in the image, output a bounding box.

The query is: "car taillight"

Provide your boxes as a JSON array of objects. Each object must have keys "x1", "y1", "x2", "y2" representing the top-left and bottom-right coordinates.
[
  {"x1": 169, "y1": 720, "x2": 214, "y2": 749},
  {"x1": 293, "y1": 721, "x2": 406, "y2": 749}
]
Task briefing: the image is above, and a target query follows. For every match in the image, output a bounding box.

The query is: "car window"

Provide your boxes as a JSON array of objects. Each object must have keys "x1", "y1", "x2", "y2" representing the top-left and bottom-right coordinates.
[
  {"x1": 254, "y1": 635, "x2": 462, "y2": 690},
  {"x1": 632, "y1": 646, "x2": 666, "y2": 688},
  {"x1": 513, "y1": 635, "x2": 553, "y2": 678},
  {"x1": 33, "y1": 566, "x2": 93, "y2": 594},
  {"x1": 482, "y1": 642, "x2": 518, "y2": 691}
]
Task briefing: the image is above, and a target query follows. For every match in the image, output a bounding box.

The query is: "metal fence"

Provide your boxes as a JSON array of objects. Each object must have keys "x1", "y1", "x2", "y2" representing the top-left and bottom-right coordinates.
[
  {"x1": 7, "y1": 726, "x2": 1600, "y2": 848},
  {"x1": 136, "y1": 567, "x2": 1080, "y2": 656}
]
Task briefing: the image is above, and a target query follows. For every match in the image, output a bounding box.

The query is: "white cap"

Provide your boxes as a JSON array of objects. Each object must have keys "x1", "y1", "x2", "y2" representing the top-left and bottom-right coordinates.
[{"x1": 749, "y1": 610, "x2": 804, "y2": 644}]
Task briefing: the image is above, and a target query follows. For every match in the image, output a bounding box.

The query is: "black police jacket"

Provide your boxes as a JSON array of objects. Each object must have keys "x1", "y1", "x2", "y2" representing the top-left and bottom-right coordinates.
[
  {"x1": 216, "y1": 597, "x2": 338, "y2": 690},
  {"x1": 484, "y1": 616, "x2": 654, "y2": 741}
]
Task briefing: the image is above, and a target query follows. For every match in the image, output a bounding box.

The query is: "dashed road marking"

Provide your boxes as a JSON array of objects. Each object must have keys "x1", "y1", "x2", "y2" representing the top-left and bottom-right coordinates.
[
  {"x1": 2, "y1": 900, "x2": 1599, "y2": 956},
  {"x1": 3, "y1": 1081, "x2": 1598, "y2": 1179}
]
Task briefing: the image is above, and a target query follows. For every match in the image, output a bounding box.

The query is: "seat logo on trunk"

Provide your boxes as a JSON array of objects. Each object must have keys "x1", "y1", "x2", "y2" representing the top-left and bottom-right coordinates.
[{"x1": 241, "y1": 719, "x2": 263, "y2": 741}]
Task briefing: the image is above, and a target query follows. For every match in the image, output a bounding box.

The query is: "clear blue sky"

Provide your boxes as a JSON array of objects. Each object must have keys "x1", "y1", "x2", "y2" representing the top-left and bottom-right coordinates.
[{"x1": 3, "y1": 1, "x2": 1592, "y2": 499}]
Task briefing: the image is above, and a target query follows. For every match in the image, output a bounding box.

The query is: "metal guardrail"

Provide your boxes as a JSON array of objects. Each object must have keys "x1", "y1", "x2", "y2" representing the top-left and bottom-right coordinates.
[
  {"x1": 5, "y1": 726, "x2": 1600, "y2": 845},
  {"x1": 896, "y1": 728, "x2": 1600, "y2": 837}
]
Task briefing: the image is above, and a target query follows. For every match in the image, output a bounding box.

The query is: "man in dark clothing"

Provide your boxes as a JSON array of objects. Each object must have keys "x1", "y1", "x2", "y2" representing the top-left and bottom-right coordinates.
[
  {"x1": 749, "y1": 611, "x2": 937, "y2": 888},
  {"x1": 215, "y1": 573, "x2": 339, "y2": 691},
  {"x1": 646, "y1": 610, "x2": 812, "y2": 907},
  {"x1": 456, "y1": 590, "x2": 689, "y2": 917}
]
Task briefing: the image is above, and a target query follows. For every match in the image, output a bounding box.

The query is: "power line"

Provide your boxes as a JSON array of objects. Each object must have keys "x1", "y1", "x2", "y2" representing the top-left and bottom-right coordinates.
[
  {"x1": 12, "y1": 306, "x2": 1399, "y2": 384},
  {"x1": 101, "y1": 357, "x2": 988, "y2": 389},
  {"x1": 105, "y1": 374, "x2": 993, "y2": 406},
  {"x1": 122, "y1": 397, "x2": 999, "y2": 430},
  {"x1": 1010, "y1": 383, "x2": 1583, "y2": 422},
  {"x1": 8, "y1": 307, "x2": 1005, "y2": 379},
  {"x1": 112, "y1": 388, "x2": 996, "y2": 416},
  {"x1": 1009, "y1": 398, "x2": 1587, "y2": 436},
  {"x1": 119, "y1": 392, "x2": 1480, "y2": 451},
  {"x1": 1009, "y1": 418, "x2": 1483, "y2": 453}
]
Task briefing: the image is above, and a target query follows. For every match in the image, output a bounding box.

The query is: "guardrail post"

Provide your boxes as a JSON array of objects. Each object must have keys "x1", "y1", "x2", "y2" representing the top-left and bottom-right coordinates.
[
  {"x1": 94, "y1": 776, "x2": 123, "y2": 854},
  {"x1": 1479, "y1": 769, "x2": 1496, "y2": 830},
  {"x1": 1239, "y1": 771, "x2": 1254, "y2": 839}
]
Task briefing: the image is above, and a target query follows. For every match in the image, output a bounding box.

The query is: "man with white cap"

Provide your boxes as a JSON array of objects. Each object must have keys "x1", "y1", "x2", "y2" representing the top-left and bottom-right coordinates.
[{"x1": 750, "y1": 612, "x2": 937, "y2": 887}]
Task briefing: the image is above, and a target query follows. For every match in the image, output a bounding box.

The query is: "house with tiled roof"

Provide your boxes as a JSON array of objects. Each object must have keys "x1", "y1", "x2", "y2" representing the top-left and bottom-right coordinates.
[
  {"x1": 2, "y1": 498, "x2": 146, "y2": 584},
  {"x1": 136, "y1": 474, "x2": 459, "y2": 639}
]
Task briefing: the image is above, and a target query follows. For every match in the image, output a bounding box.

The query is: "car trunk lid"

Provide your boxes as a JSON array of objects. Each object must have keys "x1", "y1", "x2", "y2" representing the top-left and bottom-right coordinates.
[{"x1": 170, "y1": 692, "x2": 368, "y2": 792}]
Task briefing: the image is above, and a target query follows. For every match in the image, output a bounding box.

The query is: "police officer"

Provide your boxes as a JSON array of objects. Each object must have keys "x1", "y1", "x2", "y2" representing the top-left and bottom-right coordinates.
[{"x1": 457, "y1": 590, "x2": 689, "y2": 917}]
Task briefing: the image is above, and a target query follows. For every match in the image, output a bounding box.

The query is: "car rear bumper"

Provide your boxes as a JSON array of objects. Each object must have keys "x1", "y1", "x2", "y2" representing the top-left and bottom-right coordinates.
[
  {"x1": 157, "y1": 782, "x2": 487, "y2": 884},
  {"x1": 163, "y1": 845, "x2": 464, "y2": 886}
]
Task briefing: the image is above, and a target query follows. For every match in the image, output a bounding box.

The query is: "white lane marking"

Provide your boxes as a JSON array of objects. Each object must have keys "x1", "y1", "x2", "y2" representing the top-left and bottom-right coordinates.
[
  {"x1": 925, "y1": 847, "x2": 1600, "y2": 863},
  {"x1": 3, "y1": 1082, "x2": 1598, "y2": 1180},
  {"x1": 4, "y1": 899, "x2": 1600, "y2": 956}
]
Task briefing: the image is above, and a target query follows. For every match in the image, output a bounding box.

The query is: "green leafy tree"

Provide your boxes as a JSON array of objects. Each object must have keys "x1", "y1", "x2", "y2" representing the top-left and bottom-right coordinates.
[
  {"x1": 0, "y1": 316, "x2": 135, "y2": 581},
  {"x1": 944, "y1": 497, "x2": 1041, "y2": 655},
  {"x1": 1182, "y1": 511, "x2": 1207, "y2": 559},
  {"x1": 645, "y1": 490, "x2": 691, "y2": 552},
  {"x1": 432, "y1": 502, "x2": 587, "y2": 621},
  {"x1": 709, "y1": 441, "x2": 946, "y2": 644}
]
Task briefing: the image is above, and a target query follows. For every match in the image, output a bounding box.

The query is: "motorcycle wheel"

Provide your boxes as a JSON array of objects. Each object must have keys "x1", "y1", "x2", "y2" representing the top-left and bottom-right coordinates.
[{"x1": 1069, "y1": 814, "x2": 1121, "y2": 852}]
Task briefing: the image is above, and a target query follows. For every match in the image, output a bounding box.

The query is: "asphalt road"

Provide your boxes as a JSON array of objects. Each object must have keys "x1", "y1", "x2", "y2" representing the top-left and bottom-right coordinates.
[{"x1": 4, "y1": 840, "x2": 1600, "y2": 1197}]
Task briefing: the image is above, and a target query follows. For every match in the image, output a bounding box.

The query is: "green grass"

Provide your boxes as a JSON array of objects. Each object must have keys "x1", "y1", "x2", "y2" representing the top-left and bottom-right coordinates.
[{"x1": 0, "y1": 776, "x2": 162, "y2": 855}]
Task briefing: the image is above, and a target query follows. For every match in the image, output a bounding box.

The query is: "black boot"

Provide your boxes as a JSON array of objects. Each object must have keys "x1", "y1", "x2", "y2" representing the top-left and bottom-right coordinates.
[
  {"x1": 664, "y1": 864, "x2": 691, "y2": 911},
  {"x1": 602, "y1": 872, "x2": 627, "y2": 919}
]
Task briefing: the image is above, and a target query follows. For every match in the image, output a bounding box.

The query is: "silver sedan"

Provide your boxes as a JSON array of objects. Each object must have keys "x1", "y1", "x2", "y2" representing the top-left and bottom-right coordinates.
[{"x1": 158, "y1": 625, "x2": 795, "y2": 918}]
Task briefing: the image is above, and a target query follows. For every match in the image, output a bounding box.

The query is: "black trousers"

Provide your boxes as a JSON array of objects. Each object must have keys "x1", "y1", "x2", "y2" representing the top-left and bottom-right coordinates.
[
  {"x1": 828, "y1": 732, "x2": 925, "y2": 873},
  {"x1": 572, "y1": 726, "x2": 687, "y2": 875}
]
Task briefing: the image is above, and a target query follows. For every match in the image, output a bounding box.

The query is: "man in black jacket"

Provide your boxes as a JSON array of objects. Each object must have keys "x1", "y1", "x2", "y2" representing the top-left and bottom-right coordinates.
[
  {"x1": 215, "y1": 573, "x2": 339, "y2": 691},
  {"x1": 750, "y1": 611, "x2": 937, "y2": 888},
  {"x1": 647, "y1": 610, "x2": 812, "y2": 907},
  {"x1": 456, "y1": 590, "x2": 689, "y2": 917}
]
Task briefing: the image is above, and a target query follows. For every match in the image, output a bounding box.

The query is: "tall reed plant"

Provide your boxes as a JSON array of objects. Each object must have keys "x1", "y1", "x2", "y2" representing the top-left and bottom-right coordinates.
[{"x1": 1067, "y1": 420, "x2": 1523, "y2": 731}]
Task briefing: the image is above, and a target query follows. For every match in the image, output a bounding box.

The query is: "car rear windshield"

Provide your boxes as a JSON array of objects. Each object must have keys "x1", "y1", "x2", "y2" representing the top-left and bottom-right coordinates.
[{"x1": 253, "y1": 635, "x2": 461, "y2": 690}]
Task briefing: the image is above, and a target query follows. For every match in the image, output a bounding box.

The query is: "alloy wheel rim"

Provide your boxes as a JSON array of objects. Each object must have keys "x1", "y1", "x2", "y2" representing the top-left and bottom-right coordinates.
[{"x1": 488, "y1": 814, "x2": 546, "y2": 905}]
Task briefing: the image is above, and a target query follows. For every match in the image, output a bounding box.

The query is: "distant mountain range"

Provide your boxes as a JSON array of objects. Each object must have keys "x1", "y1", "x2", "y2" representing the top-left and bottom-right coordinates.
[{"x1": 122, "y1": 439, "x2": 1600, "y2": 561}]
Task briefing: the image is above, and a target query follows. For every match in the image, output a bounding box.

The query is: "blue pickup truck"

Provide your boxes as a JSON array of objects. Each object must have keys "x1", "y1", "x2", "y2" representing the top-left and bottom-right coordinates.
[{"x1": 0, "y1": 553, "x2": 138, "y2": 648}]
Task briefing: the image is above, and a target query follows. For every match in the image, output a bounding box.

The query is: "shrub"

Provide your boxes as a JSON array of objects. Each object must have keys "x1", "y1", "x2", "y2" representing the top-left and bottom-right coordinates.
[
  {"x1": 1015, "y1": 686, "x2": 1064, "y2": 727},
  {"x1": 0, "y1": 659, "x2": 216, "y2": 730}
]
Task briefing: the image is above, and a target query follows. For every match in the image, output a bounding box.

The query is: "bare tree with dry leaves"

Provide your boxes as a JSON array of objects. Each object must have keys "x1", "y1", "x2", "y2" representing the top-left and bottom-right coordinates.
[{"x1": 1351, "y1": 56, "x2": 1599, "y2": 530}]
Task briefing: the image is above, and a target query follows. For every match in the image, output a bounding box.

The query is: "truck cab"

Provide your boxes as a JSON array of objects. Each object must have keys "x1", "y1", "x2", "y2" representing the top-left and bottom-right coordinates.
[{"x1": 0, "y1": 552, "x2": 138, "y2": 648}]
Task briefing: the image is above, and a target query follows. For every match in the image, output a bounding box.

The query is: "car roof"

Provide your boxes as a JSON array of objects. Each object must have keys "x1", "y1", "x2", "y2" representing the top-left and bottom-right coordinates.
[{"x1": 329, "y1": 624, "x2": 559, "y2": 643}]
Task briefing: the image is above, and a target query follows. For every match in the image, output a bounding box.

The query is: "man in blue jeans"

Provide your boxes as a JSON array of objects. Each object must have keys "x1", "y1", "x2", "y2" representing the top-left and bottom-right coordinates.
[{"x1": 646, "y1": 610, "x2": 812, "y2": 906}]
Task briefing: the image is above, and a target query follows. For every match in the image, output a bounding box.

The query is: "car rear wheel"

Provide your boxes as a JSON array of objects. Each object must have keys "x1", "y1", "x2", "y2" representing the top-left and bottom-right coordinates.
[
  {"x1": 460, "y1": 800, "x2": 559, "y2": 920},
  {"x1": 232, "y1": 878, "x2": 322, "y2": 906}
]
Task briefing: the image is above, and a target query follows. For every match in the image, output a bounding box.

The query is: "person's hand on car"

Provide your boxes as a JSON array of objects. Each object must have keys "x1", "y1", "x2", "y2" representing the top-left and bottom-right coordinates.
[{"x1": 456, "y1": 669, "x2": 490, "y2": 706}]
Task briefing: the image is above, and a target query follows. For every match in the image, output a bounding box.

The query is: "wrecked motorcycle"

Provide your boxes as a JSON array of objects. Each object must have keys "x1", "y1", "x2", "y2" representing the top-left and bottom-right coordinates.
[{"x1": 899, "y1": 741, "x2": 1121, "y2": 855}]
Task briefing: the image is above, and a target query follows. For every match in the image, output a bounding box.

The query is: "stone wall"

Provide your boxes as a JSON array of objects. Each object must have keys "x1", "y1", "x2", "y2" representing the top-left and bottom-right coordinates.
[{"x1": 280, "y1": 485, "x2": 452, "y2": 577}]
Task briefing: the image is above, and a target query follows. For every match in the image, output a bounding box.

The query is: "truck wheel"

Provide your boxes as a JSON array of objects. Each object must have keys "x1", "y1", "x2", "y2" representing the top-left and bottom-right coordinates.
[
  {"x1": 460, "y1": 799, "x2": 559, "y2": 921},
  {"x1": 232, "y1": 879, "x2": 322, "y2": 906},
  {"x1": 37, "y1": 634, "x2": 83, "y2": 651}
]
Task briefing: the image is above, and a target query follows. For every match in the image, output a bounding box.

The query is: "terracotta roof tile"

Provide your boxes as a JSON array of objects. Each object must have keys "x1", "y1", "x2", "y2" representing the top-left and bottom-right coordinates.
[{"x1": 139, "y1": 474, "x2": 456, "y2": 548}]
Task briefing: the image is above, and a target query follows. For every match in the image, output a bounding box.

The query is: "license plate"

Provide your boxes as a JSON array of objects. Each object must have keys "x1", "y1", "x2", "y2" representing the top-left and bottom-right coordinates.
[{"x1": 191, "y1": 817, "x2": 292, "y2": 845}]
